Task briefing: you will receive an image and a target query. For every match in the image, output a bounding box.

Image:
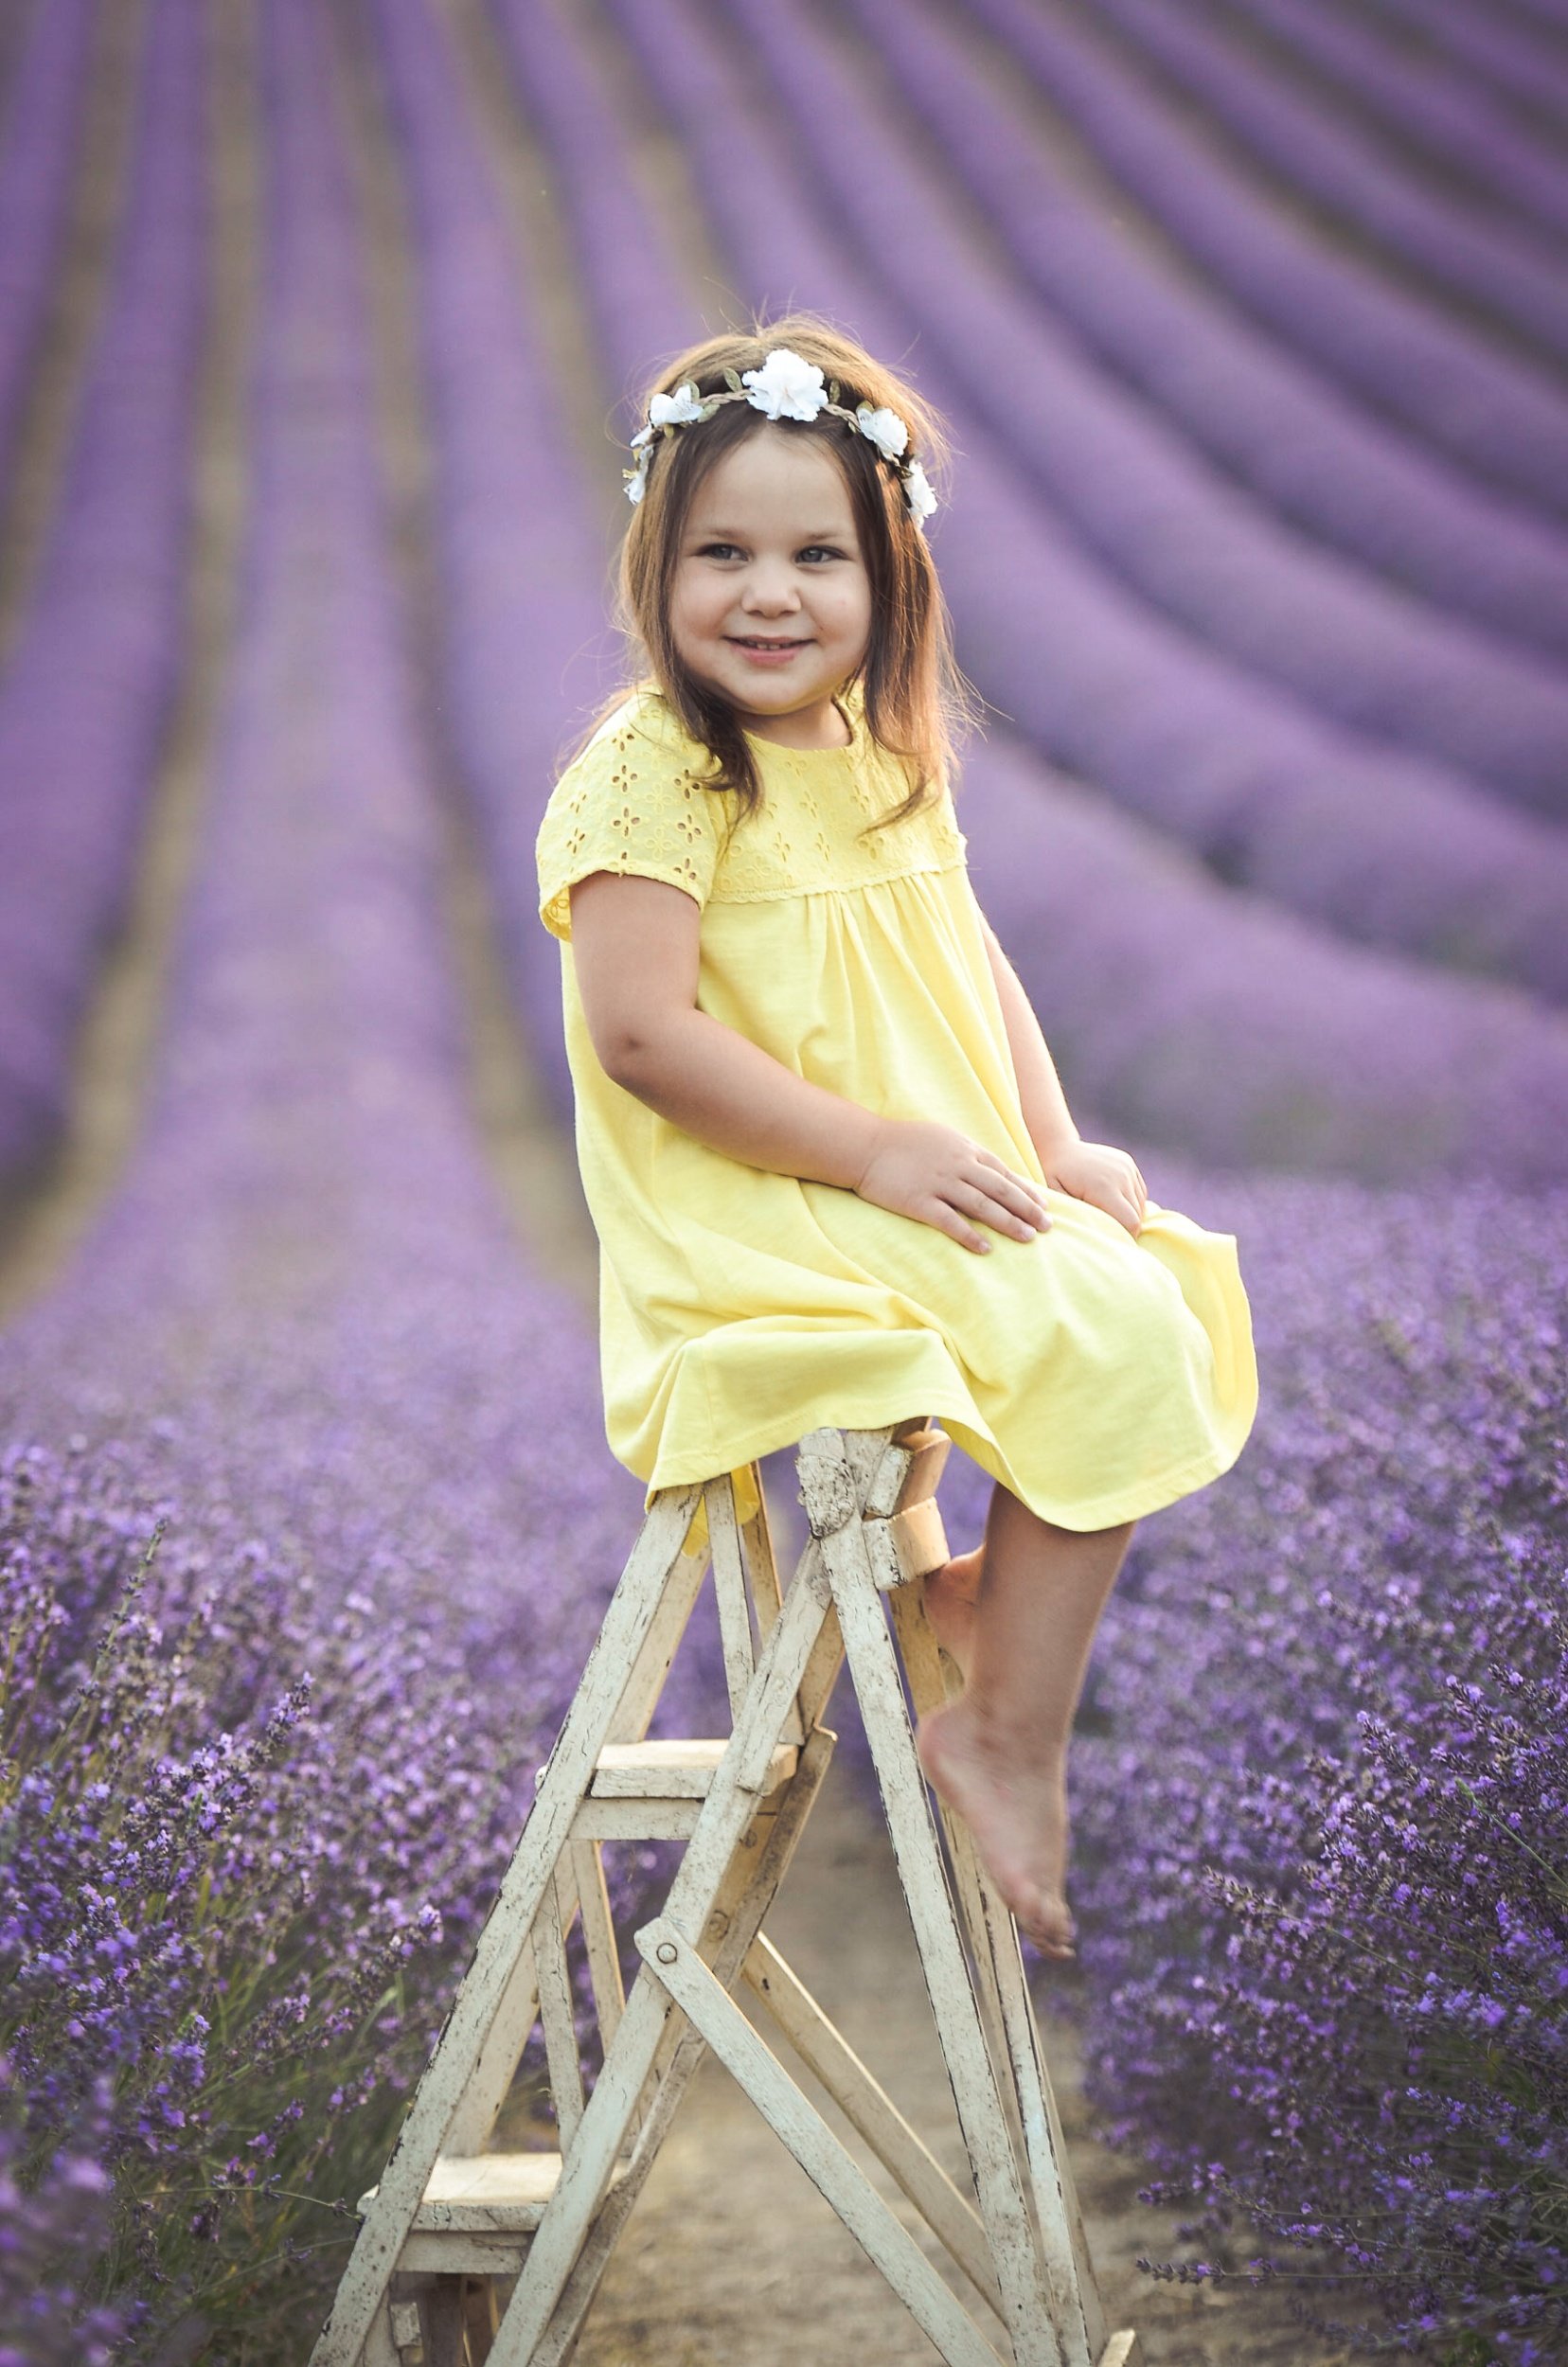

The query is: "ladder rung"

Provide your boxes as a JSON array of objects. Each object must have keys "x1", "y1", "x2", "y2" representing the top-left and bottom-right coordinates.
[
  {"x1": 355, "y1": 2150, "x2": 630, "y2": 2234},
  {"x1": 533, "y1": 1737, "x2": 799, "y2": 1800}
]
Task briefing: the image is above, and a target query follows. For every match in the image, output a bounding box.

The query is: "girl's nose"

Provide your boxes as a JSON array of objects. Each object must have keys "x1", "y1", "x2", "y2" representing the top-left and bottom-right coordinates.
[{"x1": 739, "y1": 565, "x2": 801, "y2": 614}]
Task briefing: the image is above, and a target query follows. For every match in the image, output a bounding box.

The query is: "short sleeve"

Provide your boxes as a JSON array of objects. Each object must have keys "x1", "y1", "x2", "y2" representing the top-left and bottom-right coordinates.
[{"x1": 536, "y1": 696, "x2": 732, "y2": 943}]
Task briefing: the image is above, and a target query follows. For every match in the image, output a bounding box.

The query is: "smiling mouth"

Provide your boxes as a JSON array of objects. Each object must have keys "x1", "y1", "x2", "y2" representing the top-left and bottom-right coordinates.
[{"x1": 727, "y1": 634, "x2": 810, "y2": 649}]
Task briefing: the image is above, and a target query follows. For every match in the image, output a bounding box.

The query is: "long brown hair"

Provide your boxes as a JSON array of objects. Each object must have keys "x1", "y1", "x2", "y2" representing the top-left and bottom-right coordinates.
[{"x1": 573, "y1": 312, "x2": 976, "y2": 838}]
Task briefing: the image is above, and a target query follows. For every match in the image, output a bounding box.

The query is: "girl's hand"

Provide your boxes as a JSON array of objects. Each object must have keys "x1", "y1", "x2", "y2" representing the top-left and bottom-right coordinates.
[
  {"x1": 1043, "y1": 1139, "x2": 1147, "y2": 1236},
  {"x1": 853, "y1": 1119, "x2": 1052, "y2": 1254}
]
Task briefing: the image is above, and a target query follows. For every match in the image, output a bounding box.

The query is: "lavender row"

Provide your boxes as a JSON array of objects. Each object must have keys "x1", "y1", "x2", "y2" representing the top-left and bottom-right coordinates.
[
  {"x1": 486, "y1": 0, "x2": 694, "y2": 438},
  {"x1": 959, "y1": 0, "x2": 1568, "y2": 525},
  {"x1": 1506, "y1": 0, "x2": 1568, "y2": 38},
  {"x1": 0, "y1": 0, "x2": 716, "y2": 2345},
  {"x1": 600, "y1": 0, "x2": 1568, "y2": 1007},
  {"x1": 934, "y1": 1166, "x2": 1567, "y2": 2358},
  {"x1": 849, "y1": 0, "x2": 1568, "y2": 674},
  {"x1": 728, "y1": 0, "x2": 1568, "y2": 822},
  {"x1": 1236, "y1": 0, "x2": 1568, "y2": 245},
  {"x1": 0, "y1": 0, "x2": 203, "y2": 1187},
  {"x1": 1506, "y1": 0, "x2": 1568, "y2": 42},
  {"x1": 962, "y1": 736, "x2": 1568, "y2": 1186},
  {"x1": 0, "y1": 0, "x2": 97, "y2": 507},
  {"x1": 363, "y1": 0, "x2": 622, "y2": 1118},
  {"x1": 1093, "y1": 0, "x2": 1568, "y2": 368},
  {"x1": 490, "y1": 0, "x2": 1568, "y2": 1184},
  {"x1": 1365, "y1": 0, "x2": 1568, "y2": 139}
]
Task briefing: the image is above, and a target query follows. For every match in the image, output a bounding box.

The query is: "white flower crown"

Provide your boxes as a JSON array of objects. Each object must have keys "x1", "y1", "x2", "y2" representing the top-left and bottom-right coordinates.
[{"x1": 625, "y1": 346, "x2": 937, "y2": 527}]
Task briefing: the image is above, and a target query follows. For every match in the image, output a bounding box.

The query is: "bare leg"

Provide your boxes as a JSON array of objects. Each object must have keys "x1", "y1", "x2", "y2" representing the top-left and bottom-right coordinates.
[{"x1": 916, "y1": 1484, "x2": 1133, "y2": 1958}]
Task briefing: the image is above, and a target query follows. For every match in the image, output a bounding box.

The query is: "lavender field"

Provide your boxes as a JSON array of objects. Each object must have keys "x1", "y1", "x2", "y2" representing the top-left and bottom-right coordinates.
[{"x1": 0, "y1": 0, "x2": 1563, "y2": 2360}]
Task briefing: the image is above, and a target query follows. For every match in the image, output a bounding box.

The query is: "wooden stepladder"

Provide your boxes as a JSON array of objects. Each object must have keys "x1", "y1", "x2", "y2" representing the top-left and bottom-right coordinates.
[{"x1": 309, "y1": 1418, "x2": 1138, "y2": 2367}]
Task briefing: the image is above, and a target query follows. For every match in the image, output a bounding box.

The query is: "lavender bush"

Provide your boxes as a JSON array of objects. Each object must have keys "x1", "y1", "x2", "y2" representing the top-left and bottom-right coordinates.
[
  {"x1": 1371, "y1": 0, "x2": 1568, "y2": 134},
  {"x1": 962, "y1": 734, "x2": 1568, "y2": 1186},
  {"x1": 0, "y1": 1442, "x2": 524, "y2": 2362},
  {"x1": 0, "y1": 2042, "x2": 130, "y2": 2367},
  {"x1": 0, "y1": 0, "x2": 204, "y2": 1185},
  {"x1": 849, "y1": 0, "x2": 1568, "y2": 673},
  {"x1": 958, "y1": 0, "x2": 1568, "y2": 522},
  {"x1": 932, "y1": 1168, "x2": 1568, "y2": 2358},
  {"x1": 1234, "y1": 0, "x2": 1568, "y2": 244},
  {"x1": 1094, "y1": 0, "x2": 1568, "y2": 368},
  {"x1": 0, "y1": 0, "x2": 98, "y2": 509},
  {"x1": 364, "y1": 0, "x2": 621, "y2": 1112},
  {"x1": 1505, "y1": 0, "x2": 1568, "y2": 48},
  {"x1": 1157, "y1": 1577, "x2": 1568, "y2": 2361},
  {"x1": 487, "y1": 0, "x2": 699, "y2": 435}
]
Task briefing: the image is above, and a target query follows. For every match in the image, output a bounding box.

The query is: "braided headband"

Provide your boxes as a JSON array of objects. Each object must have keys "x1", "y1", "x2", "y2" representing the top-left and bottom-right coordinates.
[{"x1": 625, "y1": 345, "x2": 937, "y2": 528}]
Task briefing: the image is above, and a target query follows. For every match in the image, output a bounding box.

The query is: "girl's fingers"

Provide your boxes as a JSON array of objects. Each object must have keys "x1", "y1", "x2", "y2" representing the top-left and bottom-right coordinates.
[
  {"x1": 951, "y1": 1179, "x2": 1042, "y2": 1242},
  {"x1": 922, "y1": 1192, "x2": 992, "y2": 1253},
  {"x1": 978, "y1": 1149, "x2": 1050, "y2": 1209},
  {"x1": 974, "y1": 1161, "x2": 1051, "y2": 1225}
]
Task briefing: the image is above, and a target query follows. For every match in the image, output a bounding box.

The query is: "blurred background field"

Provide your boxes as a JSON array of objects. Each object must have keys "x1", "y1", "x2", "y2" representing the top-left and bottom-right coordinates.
[{"x1": 0, "y1": 1, "x2": 1563, "y2": 2360}]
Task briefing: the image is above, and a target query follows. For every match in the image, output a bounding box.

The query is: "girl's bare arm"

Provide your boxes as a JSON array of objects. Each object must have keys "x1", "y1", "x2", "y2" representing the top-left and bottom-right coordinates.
[
  {"x1": 978, "y1": 910, "x2": 1148, "y2": 1233},
  {"x1": 976, "y1": 913, "x2": 1079, "y2": 1163},
  {"x1": 567, "y1": 871, "x2": 1050, "y2": 1251}
]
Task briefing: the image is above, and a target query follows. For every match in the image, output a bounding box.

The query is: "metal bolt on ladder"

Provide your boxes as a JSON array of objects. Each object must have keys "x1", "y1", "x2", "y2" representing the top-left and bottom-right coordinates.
[{"x1": 309, "y1": 1418, "x2": 1140, "y2": 2367}]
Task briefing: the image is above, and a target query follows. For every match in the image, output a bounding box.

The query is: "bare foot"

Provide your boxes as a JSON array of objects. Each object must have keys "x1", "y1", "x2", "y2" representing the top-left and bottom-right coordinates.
[
  {"x1": 914, "y1": 1695, "x2": 1077, "y2": 1958},
  {"x1": 922, "y1": 1544, "x2": 984, "y2": 1681}
]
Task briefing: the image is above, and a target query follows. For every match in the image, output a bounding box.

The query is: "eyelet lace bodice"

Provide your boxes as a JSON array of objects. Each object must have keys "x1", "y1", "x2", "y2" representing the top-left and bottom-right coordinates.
[{"x1": 536, "y1": 686, "x2": 966, "y2": 941}]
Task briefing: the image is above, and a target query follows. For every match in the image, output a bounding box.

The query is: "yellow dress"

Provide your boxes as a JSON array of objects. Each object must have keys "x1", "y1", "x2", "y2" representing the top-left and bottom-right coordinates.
[{"x1": 536, "y1": 683, "x2": 1257, "y2": 1524}]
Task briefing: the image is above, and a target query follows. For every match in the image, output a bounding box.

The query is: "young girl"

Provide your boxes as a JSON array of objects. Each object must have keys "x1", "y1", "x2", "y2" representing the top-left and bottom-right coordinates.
[{"x1": 535, "y1": 315, "x2": 1257, "y2": 1959}]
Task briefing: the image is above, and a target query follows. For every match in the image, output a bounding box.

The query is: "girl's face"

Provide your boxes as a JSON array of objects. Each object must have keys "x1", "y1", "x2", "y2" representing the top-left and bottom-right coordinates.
[{"x1": 668, "y1": 427, "x2": 872, "y2": 748}]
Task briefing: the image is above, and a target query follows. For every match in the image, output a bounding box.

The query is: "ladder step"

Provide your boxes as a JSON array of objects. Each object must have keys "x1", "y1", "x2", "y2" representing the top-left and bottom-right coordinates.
[
  {"x1": 534, "y1": 1737, "x2": 799, "y2": 1800},
  {"x1": 354, "y1": 2153, "x2": 633, "y2": 2278},
  {"x1": 426, "y1": 2149, "x2": 558, "y2": 2230},
  {"x1": 356, "y1": 2151, "x2": 630, "y2": 2234}
]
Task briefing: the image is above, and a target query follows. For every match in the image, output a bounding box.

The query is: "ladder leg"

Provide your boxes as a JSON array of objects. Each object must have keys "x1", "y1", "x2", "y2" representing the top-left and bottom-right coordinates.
[
  {"x1": 809, "y1": 1434, "x2": 1069, "y2": 2367},
  {"x1": 484, "y1": 1540, "x2": 838, "y2": 2367},
  {"x1": 307, "y1": 1485, "x2": 704, "y2": 2367}
]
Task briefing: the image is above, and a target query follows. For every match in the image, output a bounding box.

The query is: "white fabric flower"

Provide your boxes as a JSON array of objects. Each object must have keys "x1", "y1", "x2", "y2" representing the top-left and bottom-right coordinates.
[
  {"x1": 625, "y1": 464, "x2": 648, "y2": 506},
  {"x1": 741, "y1": 347, "x2": 829, "y2": 422},
  {"x1": 901, "y1": 459, "x2": 937, "y2": 524},
  {"x1": 855, "y1": 402, "x2": 908, "y2": 463},
  {"x1": 648, "y1": 382, "x2": 706, "y2": 430}
]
